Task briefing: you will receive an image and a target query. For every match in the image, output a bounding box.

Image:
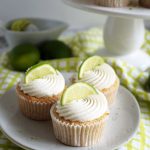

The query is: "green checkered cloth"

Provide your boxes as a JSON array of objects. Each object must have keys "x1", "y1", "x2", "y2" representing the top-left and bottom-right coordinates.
[
  {"x1": 60, "y1": 28, "x2": 104, "y2": 57},
  {"x1": 0, "y1": 28, "x2": 150, "y2": 150}
]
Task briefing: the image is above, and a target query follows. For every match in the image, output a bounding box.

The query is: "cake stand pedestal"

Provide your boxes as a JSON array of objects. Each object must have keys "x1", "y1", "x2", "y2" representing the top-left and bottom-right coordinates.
[
  {"x1": 64, "y1": 0, "x2": 150, "y2": 69},
  {"x1": 104, "y1": 17, "x2": 144, "y2": 54}
]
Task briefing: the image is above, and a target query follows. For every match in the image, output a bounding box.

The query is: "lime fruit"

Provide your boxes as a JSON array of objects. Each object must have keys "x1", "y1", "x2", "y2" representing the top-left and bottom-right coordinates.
[
  {"x1": 8, "y1": 44, "x2": 40, "y2": 71},
  {"x1": 61, "y1": 82, "x2": 98, "y2": 106},
  {"x1": 25, "y1": 63, "x2": 56, "y2": 84},
  {"x1": 78, "y1": 56, "x2": 104, "y2": 79},
  {"x1": 144, "y1": 72, "x2": 150, "y2": 92},
  {"x1": 10, "y1": 19, "x2": 31, "y2": 31},
  {"x1": 39, "y1": 40, "x2": 73, "y2": 60}
]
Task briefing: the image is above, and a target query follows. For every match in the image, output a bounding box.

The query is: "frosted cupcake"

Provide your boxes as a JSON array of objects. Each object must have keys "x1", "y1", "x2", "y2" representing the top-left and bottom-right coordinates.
[
  {"x1": 16, "y1": 63, "x2": 65, "y2": 121},
  {"x1": 139, "y1": 0, "x2": 150, "y2": 8},
  {"x1": 50, "y1": 82, "x2": 109, "y2": 147},
  {"x1": 78, "y1": 56, "x2": 119, "y2": 105},
  {"x1": 95, "y1": 0, "x2": 130, "y2": 7}
]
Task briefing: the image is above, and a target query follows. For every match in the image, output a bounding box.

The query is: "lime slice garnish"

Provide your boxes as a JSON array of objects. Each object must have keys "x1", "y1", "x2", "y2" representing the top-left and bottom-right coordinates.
[
  {"x1": 61, "y1": 82, "x2": 98, "y2": 106},
  {"x1": 25, "y1": 63, "x2": 56, "y2": 84},
  {"x1": 78, "y1": 56, "x2": 104, "y2": 79}
]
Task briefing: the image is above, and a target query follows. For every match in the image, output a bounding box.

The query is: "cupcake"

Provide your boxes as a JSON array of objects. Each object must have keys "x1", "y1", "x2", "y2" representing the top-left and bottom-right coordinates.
[
  {"x1": 139, "y1": 0, "x2": 150, "y2": 8},
  {"x1": 50, "y1": 82, "x2": 109, "y2": 147},
  {"x1": 77, "y1": 56, "x2": 119, "y2": 105},
  {"x1": 16, "y1": 63, "x2": 65, "y2": 121},
  {"x1": 95, "y1": 0, "x2": 130, "y2": 7}
]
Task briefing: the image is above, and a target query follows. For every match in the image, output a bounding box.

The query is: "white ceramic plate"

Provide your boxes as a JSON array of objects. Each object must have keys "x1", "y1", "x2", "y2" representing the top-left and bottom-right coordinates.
[
  {"x1": 64, "y1": 0, "x2": 150, "y2": 19},
  {"x1": 0, "y1": 72, "x2": 140, "y2": 150}
]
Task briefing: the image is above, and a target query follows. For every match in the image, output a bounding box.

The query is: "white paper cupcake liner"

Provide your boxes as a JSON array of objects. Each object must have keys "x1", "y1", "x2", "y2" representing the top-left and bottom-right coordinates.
[
  {"x1": 16, "y1": 88, "x2": 58, "y2": 121},
  {"x1": 50, "y1": 105, "x2": 107, "y2": 147},
  {"x1": 102, "y1": 79, "x2": 119, "y2": 105},
  {"x1": 95, "y1": 0, "x2": 129, "y2": 7}
]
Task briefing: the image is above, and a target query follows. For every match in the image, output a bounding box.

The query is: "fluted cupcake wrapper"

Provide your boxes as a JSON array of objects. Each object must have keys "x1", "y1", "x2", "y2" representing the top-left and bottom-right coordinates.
[
  {"x1": 95, "y1": 0, "x2": 129, "y2": 7},
  {"x1": 101, "y1": 78, "x2": 120, "y2": 105},
  {"x1": 50, "y1": 105, "x2": 107, "y2": 147},
  {"x1": 16, "y1": 88, "x2": 58, "y2": 121}
]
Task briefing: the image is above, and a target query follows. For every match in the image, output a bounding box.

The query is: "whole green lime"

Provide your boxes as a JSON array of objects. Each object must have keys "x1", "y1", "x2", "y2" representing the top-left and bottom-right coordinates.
[
  {"x1": 145, "y1": 74, "x2": 150, "y2": 91},
  {"x1": 39, "y1": 40, "x2": 73, "y2": 60},
  {"x1": 8, "y1": 44, "x2": 40, "y2": 71}
]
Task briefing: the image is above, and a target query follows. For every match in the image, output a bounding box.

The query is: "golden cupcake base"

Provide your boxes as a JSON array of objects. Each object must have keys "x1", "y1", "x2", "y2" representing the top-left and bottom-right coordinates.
[
  {"x1": 101, "y1": 78, "x2": 120, "y2": 105},
  {"x1": 16, "y1": 84, "x2": 60, "y2": 121}
]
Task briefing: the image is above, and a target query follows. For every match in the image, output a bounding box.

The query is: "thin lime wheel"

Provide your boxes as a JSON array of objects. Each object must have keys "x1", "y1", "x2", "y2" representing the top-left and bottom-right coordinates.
[
  {"x1": 78, "y1": 56, "x2": 104, "y2": 79},
  {"x1": 61, "y1": 82, "x2": 98, "y2": 105},
  {"x1": 25, "y1": 63, "x2": 56, "y2": 84}
]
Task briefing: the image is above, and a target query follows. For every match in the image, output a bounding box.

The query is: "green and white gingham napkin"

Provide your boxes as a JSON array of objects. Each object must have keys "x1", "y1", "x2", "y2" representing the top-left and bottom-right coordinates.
[
  {"x1": 59, "y1": 27, "x2": 104, "y2": 57},
  {"x1": 0, "y1": 28, "x2": 150, "y2": 150}
]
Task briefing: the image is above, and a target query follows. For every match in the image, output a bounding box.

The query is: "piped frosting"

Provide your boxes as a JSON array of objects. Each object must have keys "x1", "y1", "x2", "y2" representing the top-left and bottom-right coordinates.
[
  {"x1": 56, "y1": 93, "x2": 108, "y2": 122},
  {"x1": 19, "y1": 71, "x2": 65, "y2": 98},
  {"x1": 80, "y1": 63, "x2": 117, "y2": 90}
]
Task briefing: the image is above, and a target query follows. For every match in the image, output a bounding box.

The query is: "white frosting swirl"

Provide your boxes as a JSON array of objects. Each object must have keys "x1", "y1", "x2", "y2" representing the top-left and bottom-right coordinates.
[
  {"x1": 20, "y1": 71, "x2": 65, "y2": 98},
  {"x1": 56, "y1": 93, "x2": 108, "y2": 122},
  {"x1": 80, "y1": 63, "x2": 117, "y2": 90}
]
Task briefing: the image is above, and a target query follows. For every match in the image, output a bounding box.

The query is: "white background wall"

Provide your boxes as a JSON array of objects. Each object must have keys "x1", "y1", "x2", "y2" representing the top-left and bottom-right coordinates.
[{"x1": 0, "y1": 0, "x2": 106, "y2": 27}]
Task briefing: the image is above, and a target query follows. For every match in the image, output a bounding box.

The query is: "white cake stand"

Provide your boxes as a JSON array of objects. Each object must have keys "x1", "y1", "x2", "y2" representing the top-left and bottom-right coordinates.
[{"x1": 64, "y1": 0, "x2": 150, "y2": 69}]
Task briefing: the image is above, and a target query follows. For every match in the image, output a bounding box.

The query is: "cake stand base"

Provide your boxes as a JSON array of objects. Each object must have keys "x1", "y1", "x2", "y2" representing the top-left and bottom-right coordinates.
[{"x1": 104, "y1": 17, "x2": 145, "y2": 55}]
